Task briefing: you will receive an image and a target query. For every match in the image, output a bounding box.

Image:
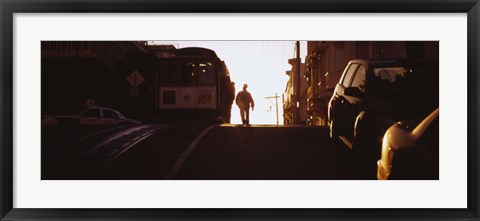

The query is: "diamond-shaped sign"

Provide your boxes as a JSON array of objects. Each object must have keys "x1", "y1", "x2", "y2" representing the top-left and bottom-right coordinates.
[{"x1": 127, "y1": 70, "x2": 144, "y2": 87}]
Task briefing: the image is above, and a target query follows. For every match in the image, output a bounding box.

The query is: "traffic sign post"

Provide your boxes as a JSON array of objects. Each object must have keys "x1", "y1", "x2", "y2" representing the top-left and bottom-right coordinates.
[
  {"x1": 130, "y1": 88, "x2": 139, "y2": 98},
  {"x1": 127, "y1": 70, "x2": 145, "y2": 88},
  {"x1": 126, "y1": 70, "x2": 145, "y2": 118}
]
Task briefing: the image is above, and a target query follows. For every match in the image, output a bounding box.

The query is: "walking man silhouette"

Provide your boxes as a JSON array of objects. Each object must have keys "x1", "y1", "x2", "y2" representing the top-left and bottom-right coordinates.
[{"x1": 236, "y1": 84, "x2": 255, "y2": 126}]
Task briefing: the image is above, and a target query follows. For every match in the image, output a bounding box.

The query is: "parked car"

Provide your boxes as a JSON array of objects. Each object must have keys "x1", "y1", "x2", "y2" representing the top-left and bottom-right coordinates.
[
  {"x1": 327, "y1": 59, "x2": 438, "y2": 178},
  {"x1": 377, "y1": 108, "x2": 439, "y2": 180},
  {"x1": 42, "y1": 106, "x2": 141, "y2": 126}
]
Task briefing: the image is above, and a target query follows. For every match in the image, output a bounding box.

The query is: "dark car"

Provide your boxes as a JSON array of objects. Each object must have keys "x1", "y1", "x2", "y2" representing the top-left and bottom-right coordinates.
[
  {"x1": 327, "y1": 59, "x2": 438, "y2": 178},
  {"x1": 377, "y1": 108, "x2": 439, "y2": 180}
]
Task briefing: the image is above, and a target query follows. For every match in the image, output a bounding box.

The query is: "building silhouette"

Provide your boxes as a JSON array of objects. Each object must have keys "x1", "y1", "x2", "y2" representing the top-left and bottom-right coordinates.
[
  {"x1": 283, "y1": 58, "x2": 306, "y2": 125},
  {"x1": 41, "y1": 41, "x2": 147, "y2": 116}
]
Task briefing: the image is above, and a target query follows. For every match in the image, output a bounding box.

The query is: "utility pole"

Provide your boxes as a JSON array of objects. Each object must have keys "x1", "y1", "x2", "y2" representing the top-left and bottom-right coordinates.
[
  {"x1": 295, "y1": 41, "x2": 301, "y2": 124},
  {"x1": 282, "y1": 93, "x2": 285, "y2": 124},
  {"x1": 275, "y1": 92, "x2": 279, "y2": 126},
  {"x1": 265, "y1": 93, "x2": 280, "y2": 125}
]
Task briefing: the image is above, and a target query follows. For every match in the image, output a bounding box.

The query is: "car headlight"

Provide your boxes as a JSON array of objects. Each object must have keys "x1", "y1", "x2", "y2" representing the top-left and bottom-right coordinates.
[{"x1": 377, "y1": 123, "x2": 417, "y2": 180}]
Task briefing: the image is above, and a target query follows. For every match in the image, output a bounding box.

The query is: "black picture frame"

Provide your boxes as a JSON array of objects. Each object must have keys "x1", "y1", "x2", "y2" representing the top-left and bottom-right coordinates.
[{"x1": 1, "y1": 0, "x2": 479, "y2": 220}]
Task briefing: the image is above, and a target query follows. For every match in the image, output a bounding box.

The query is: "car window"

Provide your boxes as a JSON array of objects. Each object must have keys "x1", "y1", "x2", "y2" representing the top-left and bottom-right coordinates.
[
  {"x1": 161, "y1": 62, "x2": 177, "y2": 84},
  {"x1": 103, "y1": 110, "x2": 118, "y2": 119},
  {"x1": 197, "y1": 61, "x2": 215, "y2": 85},
  {"x1": 115, "y1": 111, "x2": 126, "y2": 119},
  {"x1": 82, "y1": 109, "x2": 100, "y2": 117},
  {"x1": 369, "y1": 64, "x2": 438, "y2": 109},
  {"x1": 351, "y1": 65, "x2": 366, "y2": 92},
  {"x1": 180, "y1": 61, "x2": 196, "y2": 84},
  {"x1": 341, "y1": 63, "x2": 358, "y2": 87},
  {"x1": 373, "y1": 67, "x2": 406, "y2": 83}
]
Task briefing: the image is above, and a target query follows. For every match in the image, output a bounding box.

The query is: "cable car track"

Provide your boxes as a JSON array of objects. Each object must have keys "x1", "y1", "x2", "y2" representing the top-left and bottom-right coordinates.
[{"x1": 74, "y1": 124, "x2": 166, "y2": 178}]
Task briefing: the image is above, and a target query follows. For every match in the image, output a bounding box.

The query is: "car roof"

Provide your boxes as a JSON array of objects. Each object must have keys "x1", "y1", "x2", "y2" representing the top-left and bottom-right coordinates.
[{"x1": 84, "y1": 106, "x2": 118, "y2": 112}]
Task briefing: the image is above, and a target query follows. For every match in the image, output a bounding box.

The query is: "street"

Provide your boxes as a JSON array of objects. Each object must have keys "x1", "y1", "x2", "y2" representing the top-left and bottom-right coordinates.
[
  {"x1": 40, "y1": 41, "x2": 439, "y2": 181},
  {"x1": 42, "y1": 123, "x2": 361, "y2": 180}
]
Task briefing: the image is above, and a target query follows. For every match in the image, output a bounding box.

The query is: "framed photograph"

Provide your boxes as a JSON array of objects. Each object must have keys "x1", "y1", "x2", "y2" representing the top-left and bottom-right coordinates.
[{"x1": 1, "y1": 0, "x2": 479, "y2": 220}]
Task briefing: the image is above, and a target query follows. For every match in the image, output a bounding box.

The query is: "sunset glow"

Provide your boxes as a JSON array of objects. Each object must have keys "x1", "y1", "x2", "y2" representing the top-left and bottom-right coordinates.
[{"x1": 152, "y1": 41, "x2": 307, "y2": 125}]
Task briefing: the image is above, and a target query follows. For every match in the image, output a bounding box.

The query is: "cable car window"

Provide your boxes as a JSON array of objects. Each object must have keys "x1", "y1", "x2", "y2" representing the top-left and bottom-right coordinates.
[
  {"x1": 180, "y1": 61, "x2": 196, "y2": 84},
  {"x1": 161, "y1": 62, "x2": 177, "y2": 84},
  {"x1": 198, "y1": 61, "x2": 214, "y2": 85}
]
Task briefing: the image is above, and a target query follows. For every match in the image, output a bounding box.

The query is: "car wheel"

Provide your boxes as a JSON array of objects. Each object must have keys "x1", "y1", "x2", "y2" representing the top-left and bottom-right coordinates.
[{"x1": 352, "y1": 130, "x2": 373, "y2": 179}]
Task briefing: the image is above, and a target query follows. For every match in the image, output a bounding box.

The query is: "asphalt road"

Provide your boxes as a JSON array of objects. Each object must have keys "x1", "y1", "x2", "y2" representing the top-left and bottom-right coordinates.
[{"x1": 42, "y1": 123, "x2": 362, "y2": 180}]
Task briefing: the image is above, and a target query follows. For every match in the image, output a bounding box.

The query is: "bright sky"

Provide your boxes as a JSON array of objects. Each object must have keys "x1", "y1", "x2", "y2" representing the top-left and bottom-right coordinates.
[{"x1": 153, "y1": 41, "x2": 307, "y2": 125}]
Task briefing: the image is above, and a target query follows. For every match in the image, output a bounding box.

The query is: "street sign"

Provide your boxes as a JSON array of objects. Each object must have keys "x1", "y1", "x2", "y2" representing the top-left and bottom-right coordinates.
[
  {"x1": 127, "y1": 70, "x2": 145, "y2": 87},
  {"x1": 130, "y1": 88, "x2": 139, "y2": 98}
]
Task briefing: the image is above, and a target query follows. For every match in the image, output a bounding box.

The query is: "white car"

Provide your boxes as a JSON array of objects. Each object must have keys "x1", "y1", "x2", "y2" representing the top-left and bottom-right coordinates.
[{"x1": 42, "y1": 106, "x2": 141, "y2": 126}]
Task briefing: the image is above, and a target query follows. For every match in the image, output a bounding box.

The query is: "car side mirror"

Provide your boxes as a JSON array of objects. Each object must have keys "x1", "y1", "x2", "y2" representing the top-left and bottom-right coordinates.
[{"x1": 344, "y1": 87, "x2": 363, "y2": 97}]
